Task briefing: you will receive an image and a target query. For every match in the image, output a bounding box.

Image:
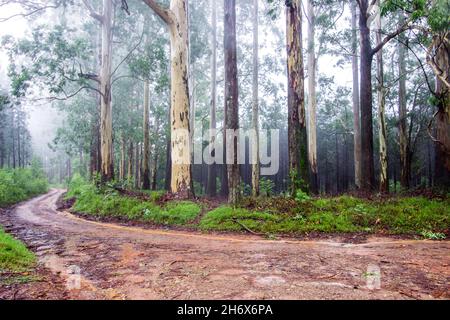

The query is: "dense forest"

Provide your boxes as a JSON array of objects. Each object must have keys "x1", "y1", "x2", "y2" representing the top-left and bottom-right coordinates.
[
  {"x1": 0, "y1": 0, "x2": 449, "y2": 201},
  {"x1": 0, "y1": 0, "x2": 450, "y2": 302}
]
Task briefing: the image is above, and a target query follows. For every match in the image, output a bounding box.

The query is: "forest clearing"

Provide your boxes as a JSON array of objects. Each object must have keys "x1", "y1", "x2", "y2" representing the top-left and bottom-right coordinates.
[{"x1": 0, "y1": 0, "x2": 449, "y2": 302}]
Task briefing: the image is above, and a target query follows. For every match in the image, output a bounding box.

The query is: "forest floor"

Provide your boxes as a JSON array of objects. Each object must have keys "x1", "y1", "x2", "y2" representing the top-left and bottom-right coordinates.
[{"x1": 0, "y1": 189, "x2": 449, "y2": 300}]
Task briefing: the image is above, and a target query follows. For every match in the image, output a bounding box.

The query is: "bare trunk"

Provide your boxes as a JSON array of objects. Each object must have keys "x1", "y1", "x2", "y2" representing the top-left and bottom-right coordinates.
[
  {"x1": 152, "y1": 152, "x2": 158, "y2": 190},
  {"x1": 100, "y1": 0, "x2": 114, "y2": 182},
  {"x1": 142, "y1": 80, "x2": 151, "y2": 189},
  {"x1": 207, "y1": 0, "x2": 217, "y2": 197},
  {"x1": 165, "y1": 124, "x2": 172, "y2": 191},
  {"x1": 224, "y1": 0, "x2": 240, "y2": 204},
  {"x1": 398, "y1": 12, "x2": 410, "y2": 189},
  {"x1": 376, "y1": 13, "x2": 388, "y2": 193},
  {"x1": 306, "y1": 0, "x2": 318, "y2": 194},
  {"x1": 127, "y1": 140, "x2": 134, "y2": 182},
  {"x1": 286, "y1": 0, "x2": 308, "y2": 194},
  {"x1": 358, "y1": 0, "x2": 375, "y2": 190},
  {"x1": 169, "y1": 0, "x2": 193, "y2": 197},
  {"x1": 142, "y1": 0, "x2": 193, "y2": 196},
  {"x1": 135, "y1": 143, "x2": 140, "y2": 189},
  {"x1": 351, "y1": 0, "x2": 362, "y2": 189},
  {"x1": 251, "y1": 0, "x2": 260, "y2": 197},
  {"x1": 119, "y1": 135, "x2": 126, "y2": 180},
  {"x1": 433, "y1": 31, "x2": 450, "y2": 187}
]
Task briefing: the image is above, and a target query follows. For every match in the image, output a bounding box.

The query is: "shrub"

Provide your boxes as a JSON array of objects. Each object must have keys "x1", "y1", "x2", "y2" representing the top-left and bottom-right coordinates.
[{"x1": 0, "y1": 160, "x2": 48, "y2": 207}]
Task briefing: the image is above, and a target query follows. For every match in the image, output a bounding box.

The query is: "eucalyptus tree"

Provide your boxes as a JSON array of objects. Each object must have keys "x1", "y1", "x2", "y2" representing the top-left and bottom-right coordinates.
[
  {"x1": 207, "y1": 0, "x2": 218, "y2": 197},
  {"x1": 224, "y1": 0, "x2": 240, "y2": 204},
  {"x1": 286, "y1": 0, "x2": 308, "y2": 194},
  {"x1": 141, "y1": 0, "x2": 194, "y2": 198}
]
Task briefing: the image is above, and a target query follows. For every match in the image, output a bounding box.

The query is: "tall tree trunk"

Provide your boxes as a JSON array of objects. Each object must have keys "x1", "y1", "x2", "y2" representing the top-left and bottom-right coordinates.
[
  {"x1": 351, "y1": 0, "x2": 362, "y2": 189},
  {"x1": 286, "y1": 0, "x2": 309, "y2": 194},
  {"x1": 165, "y1": 128, "x2": 172, "y2": 191},
  {"x1": 142, "y1": 80, "x2": 151, "y2": 189},
  {"x1": 98, "y1": 0, "x2": 114, "y2": 182},
  {"x1": 398, "y1": 12, "x2": 410, "y2": 189},
  {"x1": 17, "y1": 121, "x2": 21, "y2": 168},
  {"x1": 251, "y1": 0, "x2": 260, "y2": 197},
  {"x1": 143, "y1": 0, "x2": 193, "y2": 197},
  {"x1": 207, "y1": 0, "x2": 217, "y2": 197},
  {"x1": 433, "y1": 31, "x2": 450, "y2": 187},
  {"x1": 119, "y1": 135, "x2": 126, "y2": 180},
  {"x1": 358, "y1": 0, "x2": 375, "y2": 190},
  {"x1": 135, "y1": 143, "x2": 140, "y2": 189},
  {"x1": 306, "y1": 0, "x2": 318, "y2": 194},
  {"x1": 11, "y1": 113, "x2": 15, "y2": 169},
  {"x1": 127, "y1": 140, "x2": 134, "y2": 182},
  {"x1": 0, "y1": 127, "x2": 4, "y2": 168},
  {"x1": 224, "y1": 0, "x2": 240, "y2": 204},
  {"x1": 152, "y1": 151, "x2": 158, "y2": 190},
  {"x1": 376, "y1": 13, "x2": 388, "y2": 193},
  {"x1": 335, "y1": 133, "x2": 339, "y2": 193}
]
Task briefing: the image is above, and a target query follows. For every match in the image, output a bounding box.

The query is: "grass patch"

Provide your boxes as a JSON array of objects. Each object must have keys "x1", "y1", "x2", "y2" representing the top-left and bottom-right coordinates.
[
  {"x1": 200, "y1": 196, "x2": 450, "y2": 237},
  {"x1": 67, "y1": 176, "x2": 201, "y2": 226},
  {"x1": 67, "y1": 176, "x2": 449, "y2": 238},
  {"x1": 0, "y1": 227, "x2": 36, "y2": 273}
]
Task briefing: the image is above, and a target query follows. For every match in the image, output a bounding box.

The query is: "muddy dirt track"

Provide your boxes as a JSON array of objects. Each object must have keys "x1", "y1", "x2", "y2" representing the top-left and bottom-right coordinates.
[{"x1": 0, "y1": 189, "x2": 449, "y2": 300}]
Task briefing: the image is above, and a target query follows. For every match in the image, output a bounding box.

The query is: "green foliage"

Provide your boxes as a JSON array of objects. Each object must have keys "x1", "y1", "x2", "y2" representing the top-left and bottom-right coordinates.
[
  {"x1": 0, "y1": 162, "x2": 49, "y2": 207},
  {"x1": 260, "y1": 178, "x2": 275, "y2": 197},
  {"x1": 381, "y1": 0, "x2": 449, "y2": 31},
  {"x1": 420, "y1": 230, "x2": 446, "y2": 240},
  {"x1": 295, "y1": 189, "x2": 311, "y2": 203},
  {"x1": 200, "y1": 196, "x2": 450, "y2": 236},
  {"x1": 0, "y1": 227, "x2": 36, "y2": 272},
  {"x1": 67, "y1": 177, "x2": 201, "y2": 226}
]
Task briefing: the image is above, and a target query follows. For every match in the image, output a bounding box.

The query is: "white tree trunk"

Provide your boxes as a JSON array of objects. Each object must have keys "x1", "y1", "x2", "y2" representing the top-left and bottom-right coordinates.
[
  {"x1": 207, "y1": 0, "x2": 217, "y2": 197},
  {"x1": 100, "y1": 0, "x2": 114, "y2": 181},
  {"x1": 169, "y1": 0, "x2": 192, "y2": 197},
  {"x1": 306, "y1": 0, "x2": 318, "y2": 193},
  {"x1": 142, "y1": 0, "x2": 193, "y2": 197},
  {"x1": 251, "y1": 0, "x2": 260, "y2": 197},
  {"x1": 351, "y1": 0, "x2": 361, "y2": 189},
  {"x1": 376, "y1": 6, "x2": 388, "y2": 192}
]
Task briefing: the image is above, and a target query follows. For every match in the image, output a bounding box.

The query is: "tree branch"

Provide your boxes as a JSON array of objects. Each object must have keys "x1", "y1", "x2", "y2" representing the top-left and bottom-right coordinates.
[
  {"x1": 372, "y1": 18, "x2": 411, "y2": 55},
  {"x1": 142, "y1": 0, "x2": 173, "y2": 25},
  {"x1": 82, "y1": 0, "x2": 103, "y2": 23},
  {"x1": 111, "y1": 27, "x2": 145, "y2": 77},
  {"x1": 0, "y1": 4, "x2": 57, "y2": 22}
]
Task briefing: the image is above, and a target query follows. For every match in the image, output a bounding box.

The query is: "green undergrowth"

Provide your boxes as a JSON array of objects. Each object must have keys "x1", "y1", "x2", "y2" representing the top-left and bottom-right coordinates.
[
  {"x1": 0, "y1": 161, "x2": 49, "y2": 207},
  {"x1": 67, "y1": 175, "x2": 449, "y2": 238},
  {"x1": 200, "y1": 196, "x2": 450, "y2": 237},
  {"x1": 66, "y1": 174, "x2": 201, "y2": 226}
]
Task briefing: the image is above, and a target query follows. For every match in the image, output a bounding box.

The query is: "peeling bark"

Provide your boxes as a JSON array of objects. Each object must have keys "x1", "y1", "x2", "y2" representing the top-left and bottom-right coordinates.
[
  {"x1": 286, "y1": 0, "x2": 309, "y2": 194},
  {"x1": 306, "y1": 0, "x2": 318, "y2": 194},
  {"x1": 433, "y1": 31, "x2": 450, "y2": 187},
  {"x1": 143, "y1": 0, "x2": 193, "y2": 198},
  {"x1": 376, "y1": 13, "x2": 388, "y2": 193},
  {"x1": 99, "y1": 0, "x2": 114, "y2": 182}
]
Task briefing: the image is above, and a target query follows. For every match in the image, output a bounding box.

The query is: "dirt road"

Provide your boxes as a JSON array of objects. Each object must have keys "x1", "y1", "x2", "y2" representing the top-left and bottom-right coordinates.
[{"x1": 1, "y1": 189, "x2": 449, "y2": 300}]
